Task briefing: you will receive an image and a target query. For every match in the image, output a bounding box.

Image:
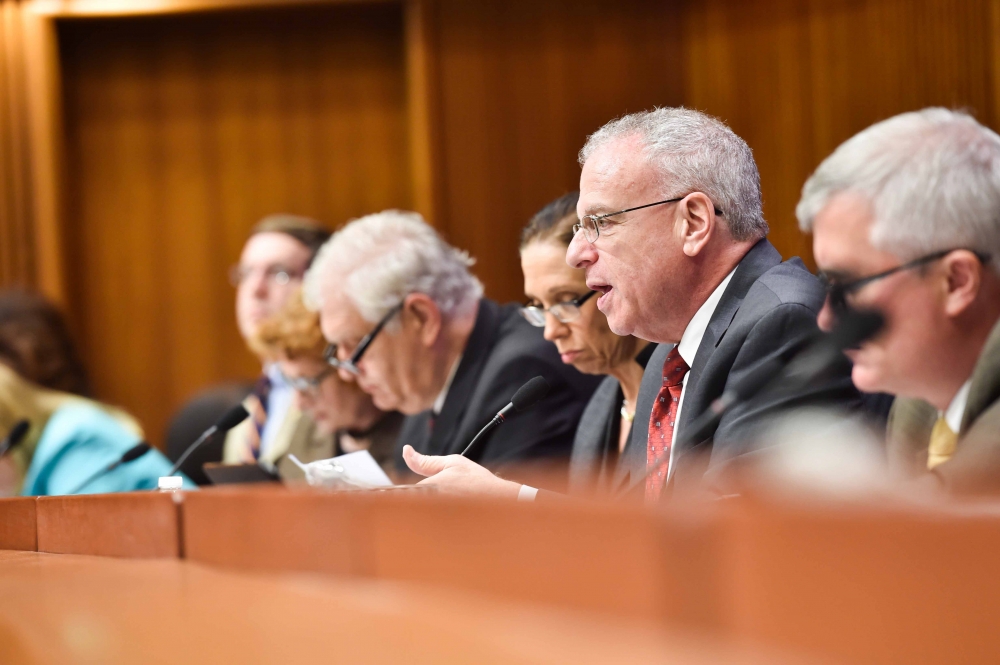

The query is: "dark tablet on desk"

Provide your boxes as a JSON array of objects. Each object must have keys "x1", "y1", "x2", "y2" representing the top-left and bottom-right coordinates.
[{"x1": 202, "y1": 462, "x2": 281, "y2": 485}]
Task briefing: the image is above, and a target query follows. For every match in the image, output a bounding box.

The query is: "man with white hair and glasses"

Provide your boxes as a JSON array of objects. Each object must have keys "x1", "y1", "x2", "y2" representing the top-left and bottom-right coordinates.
[
  {"x1": 304, "y1": 210, "x2": 600, "y2": 481},
  {"x1": 400, "y1": 108, "x2": 863, "y2": 501},
  {"x1": 798, "y1": 108, "x2": 1000, "y2": 495}
]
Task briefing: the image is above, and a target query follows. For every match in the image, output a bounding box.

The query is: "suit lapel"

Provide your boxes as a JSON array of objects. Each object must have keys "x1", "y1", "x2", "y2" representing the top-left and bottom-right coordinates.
[
  {"x1": 961, "y1": 317, "x2": 1000, "y2": 434},
  {"x1": 427, "y1": 299, "x2": 500, "y2": 455},
  {"x1": 675, "y1": 239, "x2": 783, "y2": 448}
]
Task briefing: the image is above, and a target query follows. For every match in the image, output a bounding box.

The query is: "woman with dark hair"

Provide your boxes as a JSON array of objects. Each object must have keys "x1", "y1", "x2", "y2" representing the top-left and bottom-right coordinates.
[
  {"x1": 0, "y1": 291, "x2": 90, "y2": 396},
  {"x1": 402, "y1": 192, "x2": 655, "y2": 496},
  {"x1": 517, "y1": 192, "x2": 653, "y2": 493}
]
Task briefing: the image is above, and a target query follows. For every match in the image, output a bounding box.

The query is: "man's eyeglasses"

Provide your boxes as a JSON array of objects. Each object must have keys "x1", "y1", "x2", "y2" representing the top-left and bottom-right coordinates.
[
  {"x1": 818, "y1": 248, "x2": 991, "y2": 313},
  {"x1": 323, "y1": 301, "x2": 404, "y2": 376},
  {"x1": 282, "y1": 366, "x2": 335, "y2": 395},
  {"x1": 572, "y1": 196, "x2": 724, "y2": 243},
  {"x1": 229, "y1": 264, "x2": 303, "y2": 288},
  {"x1": 520, "y1": 290, "x2": 597, "y2": 327}
]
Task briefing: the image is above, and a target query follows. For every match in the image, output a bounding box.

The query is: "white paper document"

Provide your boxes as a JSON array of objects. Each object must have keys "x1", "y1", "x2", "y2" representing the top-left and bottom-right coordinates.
[{"x1": 289, "y1": 450, "x2": 394, "y2": 489}]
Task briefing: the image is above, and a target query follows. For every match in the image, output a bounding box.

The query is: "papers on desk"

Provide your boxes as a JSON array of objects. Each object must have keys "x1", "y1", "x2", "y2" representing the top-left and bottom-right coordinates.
[{"x1": 288, "y1": 450, "x2": 394, "y2": 490}]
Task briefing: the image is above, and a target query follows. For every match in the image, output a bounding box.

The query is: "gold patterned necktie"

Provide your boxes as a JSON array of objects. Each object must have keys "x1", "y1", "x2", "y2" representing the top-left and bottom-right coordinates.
[{"x1": 927, "y1": 416, "x2": 958, "y2": 470}]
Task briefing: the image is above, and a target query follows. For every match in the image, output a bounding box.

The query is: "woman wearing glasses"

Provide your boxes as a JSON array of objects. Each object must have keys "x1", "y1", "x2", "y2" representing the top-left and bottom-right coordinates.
[
  {"x1": 251, "y1": 292, "x2": 403, "y2": 477},
  {"x1": 519, "y1": 192, "x2": 654, "y2": 494}
]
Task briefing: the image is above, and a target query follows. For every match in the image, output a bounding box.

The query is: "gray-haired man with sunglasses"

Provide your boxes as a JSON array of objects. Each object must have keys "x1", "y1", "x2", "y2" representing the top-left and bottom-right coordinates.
[{"x1": 800, "y1": 108, "x2": 1000, "y2": 496}]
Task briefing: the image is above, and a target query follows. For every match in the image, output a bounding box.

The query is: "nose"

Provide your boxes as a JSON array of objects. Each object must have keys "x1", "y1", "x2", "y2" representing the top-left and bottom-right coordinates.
[
  {"x1": 249, "y1": 270, "x2": 269, "y2": 298},
  {"x1": 542, "y1": 314, "x2": 569, "y2": 343},
  {"x1": 816, "y1": 298, "x2": 837, "y2": 332},
  {"x1": 565, "y1": 231, "x2": 596, "y2": 269}
]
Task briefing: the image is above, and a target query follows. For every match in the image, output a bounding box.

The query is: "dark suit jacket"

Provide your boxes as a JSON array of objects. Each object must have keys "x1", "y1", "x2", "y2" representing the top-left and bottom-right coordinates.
[
  {"x1": 396, "y1": 298, "x2": 602, "y2": 480},
  {"x1": 620, "y1": 238, "x2": 861, "y2": 498},
  {"x1": 568, "y1": 344, "x2": 656, "y2": 494},
  {"x1": 886, "y1": 316, "x2": 1000, "y2": 495}
]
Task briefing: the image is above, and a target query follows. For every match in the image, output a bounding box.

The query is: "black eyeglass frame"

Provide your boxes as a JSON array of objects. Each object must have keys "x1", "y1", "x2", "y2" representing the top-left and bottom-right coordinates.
[
  {"x1": 323, "y1": 301, "x2": 404, "y2": 376},
  {"x1": 281, "y1": 365, "x2": 336, "y2": 394},
  {"x1": 519, "y1": 290, "x2": 598, "y2": 327},
  {"x1": 572, "y1": 195, "x2": 724, "y2": 243},
  {"x1": 818, "y1": 248, "x2": 992, "y2": 313}
]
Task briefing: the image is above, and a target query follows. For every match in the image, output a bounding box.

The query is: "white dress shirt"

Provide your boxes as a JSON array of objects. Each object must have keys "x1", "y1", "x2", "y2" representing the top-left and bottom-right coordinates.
[
  {"x1": 667, "y1": 269, "x2": 736, "y2": 478},
  {"x1": 433, "y1": 354, "x2": 463, "y2": 416},
  {"x1": 943, "y1": 379, "x2": 972, "y2": 433},
  {"x1": 259, "y1": 363, "x2": 293, "y2": 460}
]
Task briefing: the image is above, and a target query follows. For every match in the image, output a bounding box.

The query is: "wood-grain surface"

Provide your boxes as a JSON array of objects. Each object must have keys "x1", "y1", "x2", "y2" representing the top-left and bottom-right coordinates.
[
  {"x1": 36, "y1": 490, "x2": 181, "y2": 557},
  {"x1": 0, "y1": 496, "x2": 36, "y2": 551},
  {"x1": 0, "y1": 549, "x2": 807, "y2": 665}
]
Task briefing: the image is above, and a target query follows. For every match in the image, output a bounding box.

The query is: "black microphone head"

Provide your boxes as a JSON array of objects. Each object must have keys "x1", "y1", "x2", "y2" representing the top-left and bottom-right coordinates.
[
  {"x1": 511, "y1": 376, "x2": 550, "y2": 412},
  {"x1": 215, "y1": 404, "x2": 250, "y2": 432},
  {"x1": 5, "y1": 419, "x2": 30, "y2": 449},
  {"x1": 830, "y1": 309, "x2": 885, "y2": 350},
  {"x1": 120, "y1": 442, "x2": 151, "y2": 464}
]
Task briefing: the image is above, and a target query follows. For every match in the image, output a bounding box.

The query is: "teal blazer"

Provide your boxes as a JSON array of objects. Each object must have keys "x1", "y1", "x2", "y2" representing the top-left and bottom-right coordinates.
[{"x1": 21, "y1": 404, "x2": 195, "y2": 496}]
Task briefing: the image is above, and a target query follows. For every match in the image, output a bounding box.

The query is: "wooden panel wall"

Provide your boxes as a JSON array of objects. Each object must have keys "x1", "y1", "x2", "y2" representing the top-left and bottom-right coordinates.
[
  {"x1": 428, "y1": 0, "x2": 685, "y2": 302},
  {"x1": 1, "y1": 0, "x2": 998, "y2": 449},
  {"x1": 0, "y1": 0, "x2": 37, "y2": 287},
  {"x1": 683, "y1": 0, "x2": 1000, "y2": 265},
  {"x1": 57, "y1": 3, "x2": 410, "y2": 444}
]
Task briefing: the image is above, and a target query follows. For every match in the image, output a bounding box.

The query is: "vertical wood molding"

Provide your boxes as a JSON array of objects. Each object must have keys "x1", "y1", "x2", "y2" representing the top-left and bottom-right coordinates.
[
  {"x1": 0, "y1": 0, "x2": 36, "y2": 288},
  {"x1": 990, "y1": 0, "x2": 1000, "y2": 133},
  {"x1": 404, "y1": 0, "x2": 444, "y2": 230},
  {"x1": 20, "y1": 9, "x2": 66, "y2": 305}
]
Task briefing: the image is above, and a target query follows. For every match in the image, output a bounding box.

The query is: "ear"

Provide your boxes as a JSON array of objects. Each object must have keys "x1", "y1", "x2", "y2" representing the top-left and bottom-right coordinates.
[
  {"x1": 402, "y1": 293, "x2": 444, "y2": 347},
  {"x1": 678, "y1": 192, "x2": 719, "y2": 258},
  {"x1": 942, "y1": 250, "x2": 983, "y2": 318}
]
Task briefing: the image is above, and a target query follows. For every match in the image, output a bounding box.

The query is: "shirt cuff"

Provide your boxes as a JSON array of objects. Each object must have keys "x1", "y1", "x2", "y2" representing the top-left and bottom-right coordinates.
[{"x1": 517, "y1": 485, "x2": 539, "y2": 502}]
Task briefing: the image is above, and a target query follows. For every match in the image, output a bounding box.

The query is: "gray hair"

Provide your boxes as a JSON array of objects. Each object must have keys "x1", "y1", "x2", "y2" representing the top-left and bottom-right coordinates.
[
  {"x1": 797, "y1": 108, "x2": 1000, "y2": 272},
  {"x1": 579, "y1": 107, "x2": 768, "y2": 242},
  {"x1": 303, "y1": 210, "x2": 483, "y2": 323}
]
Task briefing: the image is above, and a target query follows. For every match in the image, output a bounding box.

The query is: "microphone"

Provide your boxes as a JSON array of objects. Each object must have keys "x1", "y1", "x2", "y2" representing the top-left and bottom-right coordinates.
[
  {"x1": 0, "y1": 419, "x2": 30, "y2": 457},
  {"x1": 460, "y1": 376, "x2": 550, "y2": 457},
  {"x1": 681, "y1": 309, "x2": 883, "y2": 449},
  {"x1": 623, "y1": 309, "x2": 885, "y2": 498},
  {"x1": 167, "y1": 404, "x2": 249, "y2": 476},
  {"x1": 65, "y1": 442, "x2": 152, "y2": 495}
]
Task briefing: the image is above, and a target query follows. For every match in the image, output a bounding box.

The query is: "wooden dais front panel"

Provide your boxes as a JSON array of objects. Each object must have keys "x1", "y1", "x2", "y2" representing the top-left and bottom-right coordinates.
[
  {"x1": 0, "y1": 497, "x2": 37, "y2": 551},
  {"x1": 36, "y1": 491, "x2": 182, "y2": 558}
]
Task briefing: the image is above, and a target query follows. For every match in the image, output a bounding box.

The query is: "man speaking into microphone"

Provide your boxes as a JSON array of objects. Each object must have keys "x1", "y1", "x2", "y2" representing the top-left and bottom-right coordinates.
[
  {"x1": 399, "y1": 108, "x2": 865, "y2": 501},
  {"x1": 303, "y1": 210, "x2": 600, "y2": 482}
]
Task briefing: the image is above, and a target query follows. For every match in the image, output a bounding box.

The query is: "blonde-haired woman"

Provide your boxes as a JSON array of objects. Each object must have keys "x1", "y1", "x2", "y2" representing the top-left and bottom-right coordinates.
[
  {"x1": 231, "y1": 290, "x2": 401, "y2": 477},
  {"x1": 0, "y1": 364, "x2": 188, "y2": 496}
]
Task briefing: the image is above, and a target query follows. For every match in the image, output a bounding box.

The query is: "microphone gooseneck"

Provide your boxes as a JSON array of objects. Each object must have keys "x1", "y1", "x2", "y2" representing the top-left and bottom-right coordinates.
[
  {"x1": 66, "y1": 441, "x2": 153, "y2": 495},
  {"x1": 167, "y1": 404, "x2": 249, "y2": 476},
  {"x1": 621, "y1": 309, "x2": 885, "y2": 499},
  {"x1": 0, "y1": 419, "x2": 30, "y2": 457},
  {"x1": 460, "y1": 376, "x2": 551, "y2": 457}
]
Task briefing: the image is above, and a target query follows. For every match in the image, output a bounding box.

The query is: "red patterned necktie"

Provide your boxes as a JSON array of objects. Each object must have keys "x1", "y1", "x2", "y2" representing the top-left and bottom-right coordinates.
[{"x1": 646, "y1": 347, "x2": 689, "y2": 501}]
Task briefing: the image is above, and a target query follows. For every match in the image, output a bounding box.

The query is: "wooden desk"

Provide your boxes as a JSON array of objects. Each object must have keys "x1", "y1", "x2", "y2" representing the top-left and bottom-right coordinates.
[
  {"x1": 182, "y1": 487, "x2": 721, "y2": 626},
  {"x1": 0, "y1": 550, "x2": 810, "y2": 665},
  {"x1": 721, "y1": 497, "x2": 1000, "y2": 665},
  {"x1": 35, "y1": 491, "x2": 182, "y2": 558},
  {"x1": 0, "y1": 497, "x2": 36, "y2": 551}
]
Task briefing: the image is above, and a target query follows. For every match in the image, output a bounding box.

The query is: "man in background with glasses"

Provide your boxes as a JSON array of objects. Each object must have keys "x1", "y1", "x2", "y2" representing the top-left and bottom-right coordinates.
[
  {"x1": 799, "y1": 108, "x2": 1000, "y2": 495},
  {"x1": 222, "y1": 214, "x2": 331, "y2": 466},
  {"x1": 303, "y1": 210, "x2": 600, "y2": 484}
]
